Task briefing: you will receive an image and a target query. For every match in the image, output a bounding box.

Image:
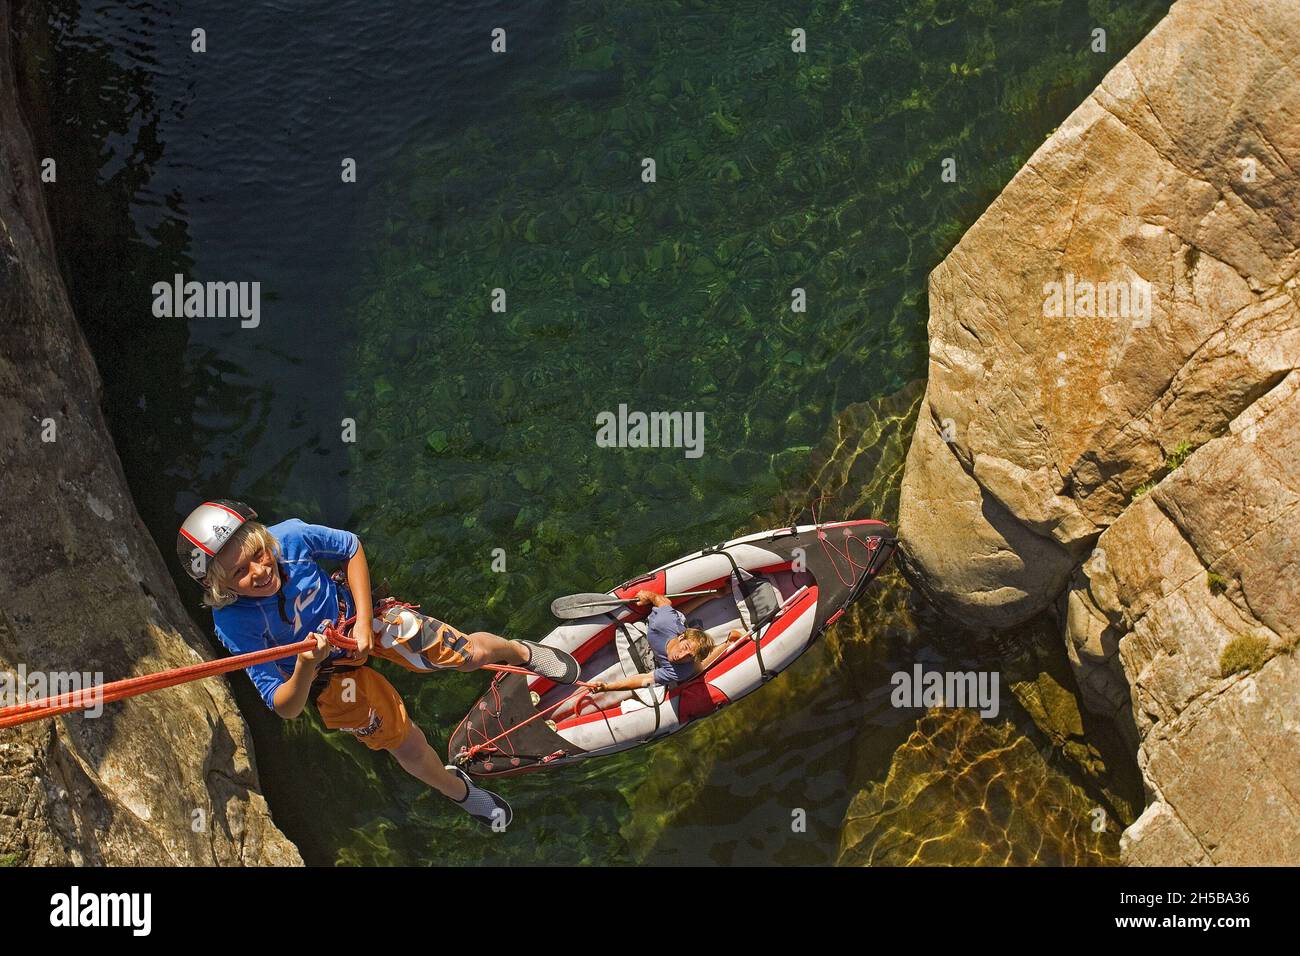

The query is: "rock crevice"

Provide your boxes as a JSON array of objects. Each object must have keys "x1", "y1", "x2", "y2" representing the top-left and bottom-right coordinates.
[{"x1": 897, "y1": 0, "x2": 1300, "y2": 864}]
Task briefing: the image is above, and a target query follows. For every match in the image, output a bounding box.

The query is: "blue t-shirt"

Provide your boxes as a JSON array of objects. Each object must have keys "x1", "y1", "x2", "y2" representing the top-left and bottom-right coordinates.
[
  {"x1": 645, "y1": 604, "x2": 697, "y2": 686},
  {"x1": 212, "y1": 519, "x2": 359, "y2": 709}
]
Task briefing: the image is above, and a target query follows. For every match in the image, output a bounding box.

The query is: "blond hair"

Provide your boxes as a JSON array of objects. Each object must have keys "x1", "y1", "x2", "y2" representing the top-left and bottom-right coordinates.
[
  {"x1": 201, "y1": 522, "x2": 281, "y2": 608},
  {"x1": 681, "y1": 627, "x2": 713, "y2": 663}
]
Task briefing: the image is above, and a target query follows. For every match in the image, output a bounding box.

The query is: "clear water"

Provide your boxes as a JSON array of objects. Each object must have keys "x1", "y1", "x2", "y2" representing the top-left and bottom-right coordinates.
[{"x1": 31, "y1": 0, "x2": 1165, "y2": 864}]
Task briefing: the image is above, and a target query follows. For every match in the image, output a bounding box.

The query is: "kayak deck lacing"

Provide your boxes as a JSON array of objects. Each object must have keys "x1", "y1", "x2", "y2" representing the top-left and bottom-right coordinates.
[
  {"x1": 809, "y1": 495, "x2": 883, "y2": 589},
  {"x1": 456, "y1": 670, "x2": 600, "y2": 769}
]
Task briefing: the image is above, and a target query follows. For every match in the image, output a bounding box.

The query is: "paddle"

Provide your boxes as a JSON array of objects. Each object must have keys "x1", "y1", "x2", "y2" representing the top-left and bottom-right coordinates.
[{"x1": 549, "y1": 589, "x2": 723, "y2": 620}]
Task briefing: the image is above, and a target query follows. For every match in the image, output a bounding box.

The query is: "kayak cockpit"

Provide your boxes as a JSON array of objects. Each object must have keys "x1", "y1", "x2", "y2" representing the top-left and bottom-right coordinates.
[{"x1": 540, "y1": 566, "x2": 811, "y2": 738}]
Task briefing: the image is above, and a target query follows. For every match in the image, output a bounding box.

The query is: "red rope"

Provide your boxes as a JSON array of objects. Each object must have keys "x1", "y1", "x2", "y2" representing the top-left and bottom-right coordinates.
[
  {"x1": 811, "y1": 495, "x2": 876, "y2": 588},
  {"x1": 0, "y1": 600, "x2": 381, "y2": 730},
  {"x1": 0, "y1": 598, "x2": 578, "y2": 731},
  {"x1": 462, "y1": 685, "x2": 589, "y2": 760},
  {"x1": 0, "y1": 634, "x2": 330, "y2": 730}
]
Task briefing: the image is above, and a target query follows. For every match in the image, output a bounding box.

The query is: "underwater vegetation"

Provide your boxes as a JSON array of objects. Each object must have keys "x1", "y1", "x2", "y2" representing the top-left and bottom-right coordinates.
[{"x1": 321, "y1": 0, "x2": 1171, "y2": 864}]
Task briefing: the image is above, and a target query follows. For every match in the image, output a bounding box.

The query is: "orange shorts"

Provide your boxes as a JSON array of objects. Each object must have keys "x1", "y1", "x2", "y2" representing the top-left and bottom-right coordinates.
[
  {"x1": 314, "y1": 664, "x2": 410, "y2": 751},
  {"x1": 313, "y1": 611, "x2": 472, "y2": 751}
]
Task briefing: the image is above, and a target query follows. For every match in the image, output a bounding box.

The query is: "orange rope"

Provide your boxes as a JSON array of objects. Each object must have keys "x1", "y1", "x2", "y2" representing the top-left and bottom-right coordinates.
[
  {"x1": 0, "y1": 635, "x2": 325, "y2": 730},
  {"x1": 0, "y1": 606, "x2": 593, "y2": 731}
]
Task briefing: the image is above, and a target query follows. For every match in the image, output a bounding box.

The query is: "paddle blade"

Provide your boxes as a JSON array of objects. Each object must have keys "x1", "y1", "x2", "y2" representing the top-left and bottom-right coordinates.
[{"x1": 549, "y1": 592, "x2": 630, "y2": 619}]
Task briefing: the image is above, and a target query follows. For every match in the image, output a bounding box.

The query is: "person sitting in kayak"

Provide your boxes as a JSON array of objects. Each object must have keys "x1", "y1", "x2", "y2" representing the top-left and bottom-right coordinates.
[
  {"x1": 557, "y1": 590, "x2": 741, "y2": 717},
  {"x1": 175, "y1": 499, "x2": 579, "y2": 830}
]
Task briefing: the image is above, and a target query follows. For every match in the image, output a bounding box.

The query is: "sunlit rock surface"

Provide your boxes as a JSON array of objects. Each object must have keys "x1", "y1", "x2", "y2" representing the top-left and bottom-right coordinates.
[{"x1": 897, "y1": 0, "x2": 1300, "y2": 864}]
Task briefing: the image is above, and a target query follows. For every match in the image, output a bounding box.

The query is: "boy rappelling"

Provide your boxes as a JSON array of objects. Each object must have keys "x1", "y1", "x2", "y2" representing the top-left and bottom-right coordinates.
[{"x1": 176, "y1": 499, "x2": 580, "y2": 829}]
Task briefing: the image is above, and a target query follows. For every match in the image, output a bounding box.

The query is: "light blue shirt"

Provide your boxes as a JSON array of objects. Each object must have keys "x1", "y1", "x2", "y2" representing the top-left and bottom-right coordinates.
[{"x1": 646, "y1": 605, "x2": 696, "y2": 686}]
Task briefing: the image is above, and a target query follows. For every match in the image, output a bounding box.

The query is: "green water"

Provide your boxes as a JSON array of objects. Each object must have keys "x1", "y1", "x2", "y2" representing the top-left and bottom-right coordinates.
[{"x1": 322, "y1": 0, "x2": 1166, "y2": 865}]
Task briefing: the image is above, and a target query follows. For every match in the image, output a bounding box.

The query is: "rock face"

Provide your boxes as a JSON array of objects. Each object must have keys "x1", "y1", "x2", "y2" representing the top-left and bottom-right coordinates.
[
  {"x1": 897, "y1": 0, "x2": 1300, "y2": 864},
  {"x1": 0, "y1": 3, "x2": 299, "y2": 864}
]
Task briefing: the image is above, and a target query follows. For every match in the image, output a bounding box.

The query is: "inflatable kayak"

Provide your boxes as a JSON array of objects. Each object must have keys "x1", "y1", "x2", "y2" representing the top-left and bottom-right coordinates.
[{"x1": 450, "y1": 519, "x2": 896, "y2": 776}]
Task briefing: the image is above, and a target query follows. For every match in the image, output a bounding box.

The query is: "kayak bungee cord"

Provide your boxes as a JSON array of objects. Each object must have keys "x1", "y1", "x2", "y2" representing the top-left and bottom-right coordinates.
[
  {"x1": 0, "y1": 598, "x2": 597, "y2": 731},
  {"x1": 810, "y1": 497, "x2": 883, "y2": 588},
  {"x1": 457, "y1": 680, "x2": 591, "y2": 768}
]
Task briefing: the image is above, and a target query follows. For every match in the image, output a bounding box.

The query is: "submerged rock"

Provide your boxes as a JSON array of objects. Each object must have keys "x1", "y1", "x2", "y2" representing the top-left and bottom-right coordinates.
[
  {"x1": 838, "y1": 709, "x2": 1114, "y2": 866},
  {"x1": 896, "y1": 0, "x2": 1300, "y2": 864}
]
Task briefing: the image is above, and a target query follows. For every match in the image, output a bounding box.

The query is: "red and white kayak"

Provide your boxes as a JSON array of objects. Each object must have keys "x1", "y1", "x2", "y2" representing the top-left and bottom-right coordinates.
[{"x1": 450, "y1": 519, "x2": 896, "y2": 776}]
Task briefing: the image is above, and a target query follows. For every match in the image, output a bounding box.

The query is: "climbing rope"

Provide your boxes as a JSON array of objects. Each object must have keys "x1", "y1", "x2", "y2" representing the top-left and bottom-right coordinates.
[
  {"x1": 0, "y1": 632, "x2": 333, "y2": 729},
  {"x1": 0, "y1": 597, "x2": 570, "y2": 730}
]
